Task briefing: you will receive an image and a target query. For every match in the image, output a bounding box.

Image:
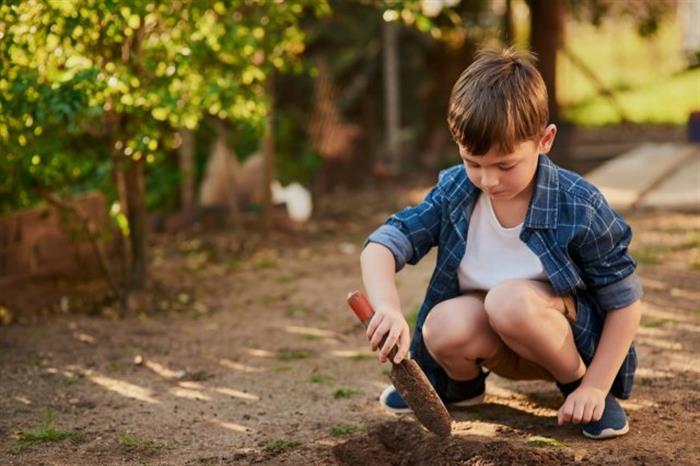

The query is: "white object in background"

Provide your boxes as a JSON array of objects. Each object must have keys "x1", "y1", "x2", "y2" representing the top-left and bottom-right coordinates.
[{"x1": 271, "y1": 180, "x2": 313, "y2": 223}]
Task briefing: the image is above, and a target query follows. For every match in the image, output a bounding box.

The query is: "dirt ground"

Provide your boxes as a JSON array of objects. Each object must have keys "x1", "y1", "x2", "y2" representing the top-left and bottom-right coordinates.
[{"x1": 1, "y1": 181, "x2": 699, "y2": 465}]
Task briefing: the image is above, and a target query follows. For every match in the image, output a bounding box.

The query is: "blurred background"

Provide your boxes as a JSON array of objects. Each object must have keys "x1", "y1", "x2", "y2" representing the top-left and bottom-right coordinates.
[
  {"x1": 0, "y1": 0, "x2": 698, "y2": 312},
  {"x1": 1, "y1": 3, "x2": 699, "y2": 463}
]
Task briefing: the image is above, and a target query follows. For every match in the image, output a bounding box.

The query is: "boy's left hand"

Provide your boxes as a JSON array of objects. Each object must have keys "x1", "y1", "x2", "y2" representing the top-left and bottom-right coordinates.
[{"x1": 557, "y1": 385, "x2": 606, "y2": 425}]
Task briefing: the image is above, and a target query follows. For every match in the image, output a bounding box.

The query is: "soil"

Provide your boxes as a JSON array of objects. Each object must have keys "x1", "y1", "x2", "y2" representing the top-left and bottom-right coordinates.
[{"x1": 1, "y1": 180, "x2": 699, "y2": 465}]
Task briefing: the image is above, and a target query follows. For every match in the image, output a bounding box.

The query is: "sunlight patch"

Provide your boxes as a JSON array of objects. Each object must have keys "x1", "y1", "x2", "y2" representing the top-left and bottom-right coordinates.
[
  {"x1": 246, "y1": 348, "x2": 275, "y2": 358},
  {"x1": 207, "y1": 417, "x2": 252, "y2": 433},
  {"x1": 219, "y1": 358, "x2": 264, "y2": 373},
  {"x1": 285, "y1": 325, "x2": 341, "y2": 338},
  {"x1": 145, "y1": 360, "x2": 182, "y2": 379},
  {"x1": 84, "y1": 370, "x2": 159, "y2": 404},
  {"x1": 213, "y1": 387, "x2": 259, "y2": 401},
  {"x1": 169, "y1": 387, "x2": 211, "y2": 401}
]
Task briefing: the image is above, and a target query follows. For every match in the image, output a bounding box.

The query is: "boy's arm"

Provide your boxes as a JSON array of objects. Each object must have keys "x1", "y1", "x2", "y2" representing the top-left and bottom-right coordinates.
[
  {"x1": 559, "y1": 300, "x2": 641, "y2": 425},
  {"x1": 360, "y1": 242, "x2": 410, "y2": 364},
  {"x1": 559, "y1": 192, "x2": 643, "y2": 425},
  {"x1": 583, "y1": 300, "x2": 642, "y2": 393}
]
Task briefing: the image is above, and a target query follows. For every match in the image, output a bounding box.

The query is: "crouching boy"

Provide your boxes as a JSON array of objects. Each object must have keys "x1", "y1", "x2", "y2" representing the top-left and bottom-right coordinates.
[{"x1": 360, "y1": 48, "x2": 642, "y2": 439}]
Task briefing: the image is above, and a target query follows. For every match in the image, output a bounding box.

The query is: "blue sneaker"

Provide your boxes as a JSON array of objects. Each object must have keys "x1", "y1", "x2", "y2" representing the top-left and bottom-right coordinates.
[
  {"x1": 379, "y1": 370, "x2": 487, "y2": 414},
  {"x1": 581, "y1": 393, "x2": 629, "y2": 439}
]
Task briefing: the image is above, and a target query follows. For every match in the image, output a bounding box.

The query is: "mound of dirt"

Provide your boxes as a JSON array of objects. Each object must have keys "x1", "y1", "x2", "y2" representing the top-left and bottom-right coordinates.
[{"x1": 333, "y1": 420, "x2": 576, "y2": 466}]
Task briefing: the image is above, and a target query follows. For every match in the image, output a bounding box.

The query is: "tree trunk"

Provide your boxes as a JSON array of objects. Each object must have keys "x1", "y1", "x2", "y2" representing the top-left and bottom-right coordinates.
[
  {"x1": 112, "y1": 151, "x2": 131, "y2": 290},
  {"x1": 178, "y1": 128, "x2": 195, "y2": 210},
  {"x1": 124, "y1": 158, "x2": 148, "y2": 290},
  {"x1": 212, "y1": 119, "x2": 243, "y2": 233},
  {"x1": 528, "y1": 0, "x2": 565, "y2": 122},
  {"x1": 261, "y1": 73, "x2": 275, "y2": 234},
  {"x1": 382, "y1": 19, "x2": 401, "y2": 173}
]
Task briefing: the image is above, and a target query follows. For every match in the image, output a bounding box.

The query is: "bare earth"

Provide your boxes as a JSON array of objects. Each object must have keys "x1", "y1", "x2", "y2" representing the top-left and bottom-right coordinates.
[{"x1": 1, "y1": 182, "x2": 699, "y2": 465}]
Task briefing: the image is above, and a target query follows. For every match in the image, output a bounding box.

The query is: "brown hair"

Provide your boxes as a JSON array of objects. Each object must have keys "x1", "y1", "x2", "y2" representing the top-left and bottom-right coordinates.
[{"x1": 447, "y1": 48, "x2": 548, "y2": 156}]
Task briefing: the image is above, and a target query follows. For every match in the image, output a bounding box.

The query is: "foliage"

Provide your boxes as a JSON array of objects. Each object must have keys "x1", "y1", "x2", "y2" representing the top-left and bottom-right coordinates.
[
  {"x1": 0, "y1": 0, "x2": 330, "y2": 213},
  {"x1": 567, "y1": 0, "x2": 677, "y2": 37},
  {"x1": 561, "y1": 18, "x2": 699, "y2": 128}
]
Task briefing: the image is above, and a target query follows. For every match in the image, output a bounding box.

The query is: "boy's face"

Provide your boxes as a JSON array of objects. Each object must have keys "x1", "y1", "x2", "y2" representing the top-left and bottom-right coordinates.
[{"x1": 458, "y1": 124, "x2": 557, "y2": 202}]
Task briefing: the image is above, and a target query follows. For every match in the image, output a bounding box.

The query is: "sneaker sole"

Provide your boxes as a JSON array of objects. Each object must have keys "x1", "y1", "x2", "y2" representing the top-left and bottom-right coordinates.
[
  {"x1": 379, "y1": 385, "x2": 485, "y2": 414},
  {"x1": 582, "y1": 421, "x2": 629, "y2": 439},
  {"x1": 379, "y1": 385, "x2": 412, "y2": 414}
]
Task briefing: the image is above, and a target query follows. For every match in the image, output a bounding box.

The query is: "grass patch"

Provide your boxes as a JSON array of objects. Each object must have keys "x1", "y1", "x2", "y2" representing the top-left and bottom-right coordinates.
[
  {"x1": 632, "y1": 246, "x2": 665, "y2": 265},
  {"x1": 277, "y1": 350, "x2": 310, "y2": 361},
  {"x1": 12, "y1": 410, "x2": 84, "y2": 454},
  {"x1": 333, "y1": 388, "x2": 359, "y2": 399},
  {"x1": 61, "y1": 371, "x2": 82, "y2": 386},
  {"x1": 262, "y1": 437, "x2": 300, "y2": 453},
  {"x1": 300, "y1": 333, "x2": 320, "y2": 340},
  {"x1": 275, "y1": 275, "x2": 296, "y2": 284},
  {"x1": 348, "y1": 353, "x2": 371, "y2": 361},
  {"x1": 28, "y1": 352, "x2": 43, "y2": 367},
  {"x1": 226, "y1": 259, "x2": 243, "y2": 271},
  {"x1": 259, "y1": 294, "x2": 277, "y2": 305},
  {"x1": 641, "y1": 317, "x2": 676, "y2": 328},
  {"x1": 285, "y1": 306, "x2": 307, "y2": 317},
  {"x1": 681, "y1": 232, "x2": 700, "y2": 249},
  {"x1": 691, "y1": 259, "x2": 700, "y2": 271},
  {"x1": 329, "y1": 424, "x2": 367, "y2": 437},
  {"x1": 526, "y1": 436, "x2": 564, "y2": 448},
  {"x1": 307, "y1": 373, "x2": 333, "y2": 384},
  {"x1": 254, "y1": 258, "x2": 277, "y2": 270},
  {"x1": 118, "y1": 432, "x2": 163, "y2": 452},
  {"x1": 637, "y1": 377, "x2": 652, "y2": 387},
  {"x1": 107, "y1": 362, "x2": 122, "y2": 372}
]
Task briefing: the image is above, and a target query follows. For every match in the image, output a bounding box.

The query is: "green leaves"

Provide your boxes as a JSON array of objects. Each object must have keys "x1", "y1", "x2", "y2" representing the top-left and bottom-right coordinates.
[{"x1": 0, "y1": 0, "x2": 329, "y2": 213}]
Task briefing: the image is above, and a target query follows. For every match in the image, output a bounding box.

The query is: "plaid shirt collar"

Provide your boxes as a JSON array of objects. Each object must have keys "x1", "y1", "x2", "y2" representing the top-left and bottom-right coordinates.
[{"x1": 446, "y1": 154, "x2": 560, "y2": 241}]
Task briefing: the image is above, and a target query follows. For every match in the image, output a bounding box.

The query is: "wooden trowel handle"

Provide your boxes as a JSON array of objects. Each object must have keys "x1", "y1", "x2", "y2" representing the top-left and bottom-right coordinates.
[{"x1": 346, "y1": 290, "x2": 399, "y2": 362}]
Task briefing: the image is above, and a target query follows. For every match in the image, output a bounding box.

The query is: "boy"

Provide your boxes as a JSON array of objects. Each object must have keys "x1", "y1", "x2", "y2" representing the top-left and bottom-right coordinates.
[{"x1": 360, "y1": 48, "x2": 642, "y2": 439}]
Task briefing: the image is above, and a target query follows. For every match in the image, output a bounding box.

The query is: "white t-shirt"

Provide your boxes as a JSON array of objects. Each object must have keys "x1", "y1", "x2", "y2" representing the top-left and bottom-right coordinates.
[{"x1": 458, "y1": 192, "x2": 548, "y2": 292}]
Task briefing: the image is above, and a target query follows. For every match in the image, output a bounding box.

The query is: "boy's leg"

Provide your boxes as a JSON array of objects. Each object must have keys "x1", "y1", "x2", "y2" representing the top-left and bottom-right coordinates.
[
  {"x1": 483, "y1": 279, "x2": 585, "y2": 384},
  {"x1": 380, "y1": 293, "x2": 498, "y2": 412},
  {"x1": 423, "y1": 293, "x2": 502, "y2": 381}
]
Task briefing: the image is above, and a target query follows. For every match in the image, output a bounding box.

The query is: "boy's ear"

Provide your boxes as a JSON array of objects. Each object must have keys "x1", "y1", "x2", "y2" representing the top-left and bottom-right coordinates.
[{"x1": 538, "y1": 124, "x2": 557, "y2": 154}]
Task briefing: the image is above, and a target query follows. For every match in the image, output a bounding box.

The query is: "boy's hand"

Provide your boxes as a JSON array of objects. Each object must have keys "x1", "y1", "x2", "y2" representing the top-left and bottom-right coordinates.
[
  {"x1": 365, "y1": 307, "x2": 410, "y2": 364},
  {"x1": 557, "y1": 385, "x2": 606, "y2": 425}
]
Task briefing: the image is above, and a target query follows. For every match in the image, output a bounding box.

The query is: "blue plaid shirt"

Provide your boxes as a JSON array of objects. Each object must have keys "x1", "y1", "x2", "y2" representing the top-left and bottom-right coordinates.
[{"x1": 367, "y1": 155, "x2": 643, "y2": 399}]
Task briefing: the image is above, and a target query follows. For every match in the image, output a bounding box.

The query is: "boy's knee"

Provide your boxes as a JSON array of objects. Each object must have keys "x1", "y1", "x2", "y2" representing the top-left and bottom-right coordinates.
[
  {"x1": 484, "y1": 280, "x2": 539, "y2": 334},
  {"x1": 423, "y1": 301, "x2": 488, "y2": 360},
  {"x1": 424, "y1": 301, "x2": 479, "y2": 359}
]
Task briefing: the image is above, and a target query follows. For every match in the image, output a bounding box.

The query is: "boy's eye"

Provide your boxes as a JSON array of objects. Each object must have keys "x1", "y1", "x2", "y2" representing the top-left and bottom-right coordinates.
[{"x1": 498, "y1": 164, "x2": 515, "y2": 171}]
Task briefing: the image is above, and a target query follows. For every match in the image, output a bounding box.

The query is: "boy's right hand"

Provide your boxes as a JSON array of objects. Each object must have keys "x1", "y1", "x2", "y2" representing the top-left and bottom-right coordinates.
[{"x1": 366, "y1": 307, "x2": 410, "y2": 364}]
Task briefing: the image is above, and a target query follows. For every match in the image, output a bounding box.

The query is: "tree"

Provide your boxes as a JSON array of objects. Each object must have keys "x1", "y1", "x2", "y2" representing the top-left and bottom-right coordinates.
[{"x1": 0, "y1": 0, "x2": 328, "y2": 292}]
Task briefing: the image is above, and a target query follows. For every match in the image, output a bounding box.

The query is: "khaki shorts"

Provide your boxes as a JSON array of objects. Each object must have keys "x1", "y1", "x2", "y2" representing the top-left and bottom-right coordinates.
[{"x1": 480, "y1": 293, "x2": 578, "y2": 381}]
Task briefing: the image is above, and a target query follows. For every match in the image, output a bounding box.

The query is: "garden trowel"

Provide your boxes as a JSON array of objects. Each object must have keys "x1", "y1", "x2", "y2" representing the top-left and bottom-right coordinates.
[{"x1": 346, "y1": 290, "x2": 452, "y2": 437}]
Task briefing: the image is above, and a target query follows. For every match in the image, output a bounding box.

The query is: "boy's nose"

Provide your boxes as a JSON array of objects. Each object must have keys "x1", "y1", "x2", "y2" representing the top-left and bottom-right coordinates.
[{"x1": 480, "y1": 173, "x2": 498, "y2": 189}]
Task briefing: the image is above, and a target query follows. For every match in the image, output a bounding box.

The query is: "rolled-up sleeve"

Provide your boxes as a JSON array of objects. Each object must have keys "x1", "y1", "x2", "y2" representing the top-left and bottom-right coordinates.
[
  {"x1": 365, "y1": 224, "x2": 414, "y2": 271},
  {"x1": 364, "y1": 177, "x2": 445, "y2": 272},
  {"x1": 576, "y1": 193, "x2": 644, "y2": 309}
]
